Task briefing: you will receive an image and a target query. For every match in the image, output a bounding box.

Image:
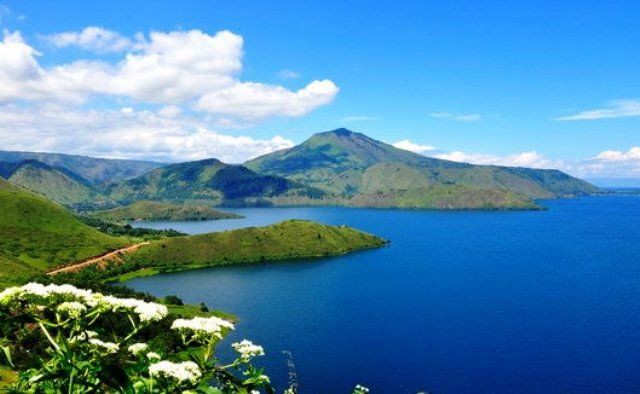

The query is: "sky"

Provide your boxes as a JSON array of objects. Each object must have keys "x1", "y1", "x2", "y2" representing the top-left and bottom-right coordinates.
[{"x1": 0, "y1": 0, "x2": 638, "y2": 182}]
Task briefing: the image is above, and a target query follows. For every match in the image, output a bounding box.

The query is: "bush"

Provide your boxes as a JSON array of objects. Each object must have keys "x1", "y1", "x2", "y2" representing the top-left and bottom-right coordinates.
[{"x1": 164, "y1": 295, "x2": 183, "y2": 306}]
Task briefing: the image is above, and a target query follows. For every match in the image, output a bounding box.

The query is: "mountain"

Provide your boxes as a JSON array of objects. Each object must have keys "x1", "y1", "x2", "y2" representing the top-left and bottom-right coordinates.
[
  {"x1": 0, "y1": 178, "x2": 129, "y2": 283},
  {"x1": 0, "y1": 150, "x2": 163, "y2": 185},
  {"x1": 3, "y1": 160, "x2": 116, "y2": 210},
  {"x1": 245, "y1": 128, "x2": 600, "y2": 209},
  {"x1": 89, "y1": 200, "x2": 241, "y2": 223},
  {"x1": 108, "y1": 158, "x2": 324, "y2": 206}
]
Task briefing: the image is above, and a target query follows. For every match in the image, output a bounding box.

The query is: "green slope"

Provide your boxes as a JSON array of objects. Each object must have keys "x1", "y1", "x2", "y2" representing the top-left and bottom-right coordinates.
[
  {"x1": 89, "y1": 200, "x2": 241, "y2": 223},
  {"x1": 0, "y1": 178, "x2": 129, "y2": 274},
  {"x1": 113, "y1": 220, "x2": 386, "y2": 279},
  {"x1": 108, "y1": 158, "x2": 324, "y2": 206},
  {"x1": 0, "y1": 150, "x2": 163, "y2": 185},
  {"x1": 6, "y1": 160, "x2": 115, "y2": 210},
  {"x1": 246, "y1": 128, "x2": 600, "y2": 208}
]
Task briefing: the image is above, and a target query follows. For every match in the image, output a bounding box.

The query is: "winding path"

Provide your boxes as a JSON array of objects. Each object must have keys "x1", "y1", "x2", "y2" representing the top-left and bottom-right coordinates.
[{"x1": 47, "y1": 242, "x2": 150, "y2": 275}]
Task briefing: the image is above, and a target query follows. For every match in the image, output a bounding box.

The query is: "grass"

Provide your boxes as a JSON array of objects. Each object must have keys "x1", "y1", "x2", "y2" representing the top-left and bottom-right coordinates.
[
  {"x1": 0, "y1": 179, "x2": 131, "y2": 277},
  {"x1": 89, "y1": 219, "x2": 389, "y2": 281},
  {"x1": 89, "y1": 200, "x2": 241, "y2": 223}
]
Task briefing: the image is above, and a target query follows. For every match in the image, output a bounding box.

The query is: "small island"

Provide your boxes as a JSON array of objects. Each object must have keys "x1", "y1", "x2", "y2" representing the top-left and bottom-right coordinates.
[{"x1": 88, "y1": 200, "x2": 242, "y2": 223}]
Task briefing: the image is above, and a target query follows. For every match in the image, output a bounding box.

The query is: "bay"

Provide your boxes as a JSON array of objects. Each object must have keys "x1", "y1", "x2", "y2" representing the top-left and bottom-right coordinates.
[{"x1": 128, "y1": 196, "x2": 640, "y2": 393}]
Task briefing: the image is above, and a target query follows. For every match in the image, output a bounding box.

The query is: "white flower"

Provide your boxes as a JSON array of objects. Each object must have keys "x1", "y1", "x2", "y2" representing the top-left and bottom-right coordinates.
[
  {"x1": 99, "y1": 296, "x2": 168, "y2": 322},
  {"x1": 57, "y1": 301, "x2": 87, "y2": 318},
  {"x1": 127, "y1": 343, "x2": 148, "y2": 356},
  {"x1": 231, "y1": 339, "x2": 265, "y2": 362},
  {"x1": 88, "y1": 338, "x2": 119, "y2": 354},
  {"x1": 0, "y1": 286, "x2": 23, "y2": 304},
  {"x1": 171, "y1": 316, "x2": 235, "y2": 339},
  {"x1": 147, "y1": 352, "x2": 161, "y2": 360},
  {"x1": 148, "y1": 360, "x2": 202, "y2": 384},
  {"x1": 354, "y1": 384, "x2": 370, "y2": 393}
]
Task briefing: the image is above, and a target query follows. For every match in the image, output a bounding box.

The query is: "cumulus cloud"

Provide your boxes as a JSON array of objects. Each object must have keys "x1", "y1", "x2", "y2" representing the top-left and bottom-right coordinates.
[
  {"x1": 429, "y1": 112, "x2": 482, "y2": 122},
  {"x1": 0, "y1": 28, "x2": 339, "y2": 119},
  {"x1": 393, "y1": 139, "x2": 435, "y2": 154},
  {"x1": 0, "y1": 104, "x2": 294, "y2": 163},
  {"x1": 42, "y1": 27, "x2": 133, "y2": 53},
  {"x1": 594, "y1": 146, "x2": 640, "y2": 162},
  {"x1": 556, "y1": 99, "x2": 640, "y2": 121},
  {"x1": 432, "y1": 150, "x2": 555, "y2": 168},
  {"x1": 196, "y1": 79, "x2": 339, "y2": 119}
]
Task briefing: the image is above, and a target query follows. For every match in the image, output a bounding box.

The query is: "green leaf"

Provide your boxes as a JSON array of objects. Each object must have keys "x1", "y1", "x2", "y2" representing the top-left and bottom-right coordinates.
[{"x1": 0, "y1": 345, "x2": 13, "y2": 367}]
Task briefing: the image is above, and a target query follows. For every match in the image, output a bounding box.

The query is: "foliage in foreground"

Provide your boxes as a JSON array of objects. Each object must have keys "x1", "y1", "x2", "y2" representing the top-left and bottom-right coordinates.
[
  {"x1": 0, "y1": 283, "x2": 369, "y2": 393},
  {"x1": 0, "y1": 283, "x2": 272, "y2": 393}
]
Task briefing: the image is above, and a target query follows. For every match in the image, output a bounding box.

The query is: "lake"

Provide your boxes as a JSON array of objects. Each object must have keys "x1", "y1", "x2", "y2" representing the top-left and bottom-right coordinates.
[{"x1": 128, "y1": 196, "x2": 640, "y2": 393}]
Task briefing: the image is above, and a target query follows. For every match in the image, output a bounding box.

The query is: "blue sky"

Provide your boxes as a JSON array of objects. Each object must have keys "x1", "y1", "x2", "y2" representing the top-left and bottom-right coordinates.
[{"x1": 0, "y1": 1, "x2": 638, "y2": 180}]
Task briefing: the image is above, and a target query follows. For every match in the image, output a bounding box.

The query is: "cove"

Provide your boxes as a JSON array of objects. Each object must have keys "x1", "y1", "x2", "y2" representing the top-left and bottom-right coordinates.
[{"x1": 128, "y1": 196, "x2": 640, "y2": 393}]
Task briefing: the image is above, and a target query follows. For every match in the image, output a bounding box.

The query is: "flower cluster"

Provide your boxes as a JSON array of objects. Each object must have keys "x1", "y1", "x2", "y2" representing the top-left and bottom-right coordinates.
[
  {"x1": 127, "y1": 342, "x2": 148, "y2": 356},
  {"x1": 148, "y1": 360, "x2": 202, "y2": 384},
  {"x1": 171, "y1": 316, "x2": 235, "y2": 340},
  {"x1": 353, "y1": 384, "x2": 370, "y2": 393},
  {"x1": 0, "y1": 283, "x2": 167, "y2": 323},
  {"x1": 0, "y1": 282, "x2": 290, "y2": 393},
  {"x1": 232, "y1": 339, "x2": 265, "y2": 363},
  {"x1": 146, "y1": 351, "x2": 161, "y2": 360},
  {"x1": 99, "y1": 295, "x2": 168, "y2": 322},
  {"x1": 56, "y1": 301, "x2": 87, "y2": 318},
  {"x1": 88, "y1": 338, "x2": 119, "y2": 354}
]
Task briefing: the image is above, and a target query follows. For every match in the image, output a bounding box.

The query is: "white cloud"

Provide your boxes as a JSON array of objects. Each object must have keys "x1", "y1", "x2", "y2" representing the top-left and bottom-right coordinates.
[
  {"x1": 429, "y1": 112, "x2": 482, "y2": 122},
  {"x1": 556, "y1": 99, "x2": 640, "y2": 121},
  {"x1": 195, "y1": 79, "x2": 339, "y2": 118},
  {"x1": 428, "y1": 148, "x2": 640, "y2": 179},
  {"x1": 594, "y1": 146, "x2": 640, "y2": 162},
  {"x1": 0, "y1": 104, "x2": 293, "y2": 163},
  {"x1": 393, "y1": 139, "x2": 435, "y2": 154},
  {"x1": 432, "y1": 150, "x2": 555, "y2": 168},
  {"x1": 157, "y1": 105, "x2": 182, "y2": 118},
  {"x1": 278, "y1": 69, "x2": 299, "y2": 79},
  {"x1": 0, "y1": 28, "x2": 339, "y2": 120},
  {"x1": 43, "y1": 27, "x2": 133, "y2": 53}
]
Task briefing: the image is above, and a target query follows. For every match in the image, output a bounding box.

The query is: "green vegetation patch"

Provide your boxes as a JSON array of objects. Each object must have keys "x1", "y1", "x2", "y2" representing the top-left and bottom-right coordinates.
[
  {"x1": 99, "y1": 220, "x2": 388, "y2": 280},
  {"x1": 89, "y1": 200, "x2": 241, "y2": 223},
  {"x1": 0, "y1": 179, "x2": 130, "y2": 272}
]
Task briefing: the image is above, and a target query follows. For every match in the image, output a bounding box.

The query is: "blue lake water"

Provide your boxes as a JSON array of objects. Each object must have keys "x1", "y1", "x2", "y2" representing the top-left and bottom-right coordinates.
[{"x1": 128, "y1": 197, "x2": 640, "y2": 393}]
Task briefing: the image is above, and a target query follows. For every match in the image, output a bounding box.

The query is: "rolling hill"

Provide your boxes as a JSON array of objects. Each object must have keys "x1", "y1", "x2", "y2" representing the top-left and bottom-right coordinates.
[
  {"x1": 246, "y1": 128, "x2": 600, "y2": 209},
  {"x1": 3, "y1": 160, "x2": 116, "y2": 210},
  {"x1": 107, "y1": 158, "x2": 324, "y2": 206},
  {"x1": 0, "y1": 150, "x2": 163, "y2": 185},
  {"x1": 0, "y1": 178, "x2": 130, "y2": 283},
  {"x1": 116, "y1": 220, "x2": 387, "y2": 280}
]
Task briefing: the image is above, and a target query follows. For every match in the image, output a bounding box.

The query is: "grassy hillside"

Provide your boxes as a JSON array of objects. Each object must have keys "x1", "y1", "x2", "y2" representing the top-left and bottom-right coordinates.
[
  {"x1": 0, "y1": 179, "x2": 130, "y2": 274},
  {"x1": 109, "y1": 220, "x2": 387, "y2": 279},
  {"x1": 246, "y1": 128, "x2": 599, "y2": 209},
  {"x1": 0, "y1": 150, "x2": 163, "y2": 185},
  {"x1": 5, "y1": 160, "x2": 116, "y2": 210},
  {"x1": 108, "y1": 158, "x2": 324, "y2": 206},
  {"x1": 89, "y1": 200, "x2": 241, "y2": 223}
]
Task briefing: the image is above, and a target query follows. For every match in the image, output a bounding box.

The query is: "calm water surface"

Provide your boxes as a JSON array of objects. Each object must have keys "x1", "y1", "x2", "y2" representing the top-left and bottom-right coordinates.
[{"x1": 128, "y1": 197, "x2": 640, "y2": 393}]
